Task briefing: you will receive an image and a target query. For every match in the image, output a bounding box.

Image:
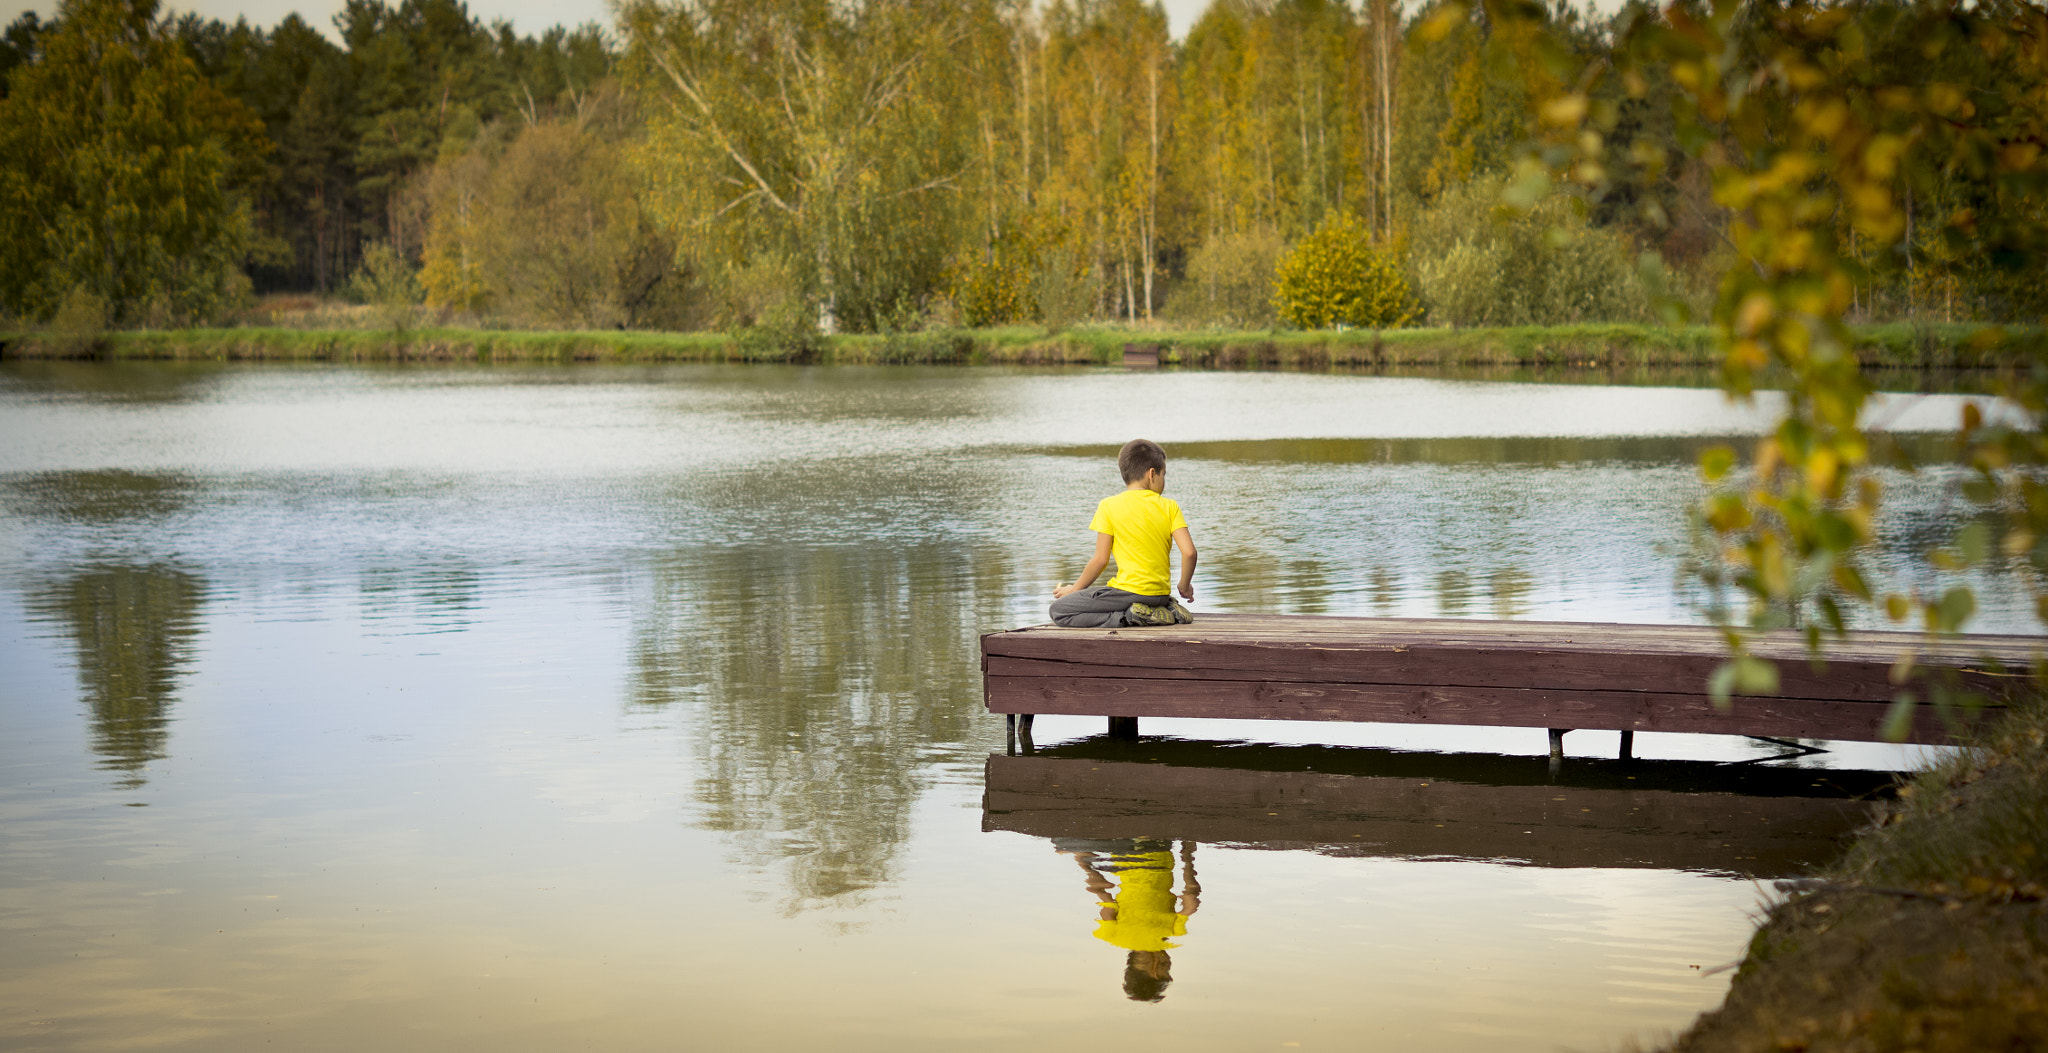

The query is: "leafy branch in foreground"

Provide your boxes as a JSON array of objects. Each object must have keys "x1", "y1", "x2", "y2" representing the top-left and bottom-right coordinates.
[{"x1": 1450, "y1": 0, "x2": 2048, "y2": 732}]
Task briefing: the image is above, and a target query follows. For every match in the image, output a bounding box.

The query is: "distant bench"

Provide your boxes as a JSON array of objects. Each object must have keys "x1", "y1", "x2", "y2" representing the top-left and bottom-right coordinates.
[{"x1": 980, "y1": 614, "x2": 2040, "y2": 756}]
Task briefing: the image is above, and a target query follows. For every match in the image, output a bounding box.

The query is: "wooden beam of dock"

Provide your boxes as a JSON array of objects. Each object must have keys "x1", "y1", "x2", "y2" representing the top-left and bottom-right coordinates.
[{"x1": 981, "y1": 614, "x2": 2042, "y2": 745}]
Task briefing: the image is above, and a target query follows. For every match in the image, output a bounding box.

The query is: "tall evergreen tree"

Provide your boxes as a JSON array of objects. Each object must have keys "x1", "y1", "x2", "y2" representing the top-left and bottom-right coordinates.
[{"x1": 0, "y1": 0, "x2": 267, "y2": 322}]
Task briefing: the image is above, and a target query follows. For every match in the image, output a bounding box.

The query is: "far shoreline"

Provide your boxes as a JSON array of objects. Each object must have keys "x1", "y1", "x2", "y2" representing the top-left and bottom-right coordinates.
[{"x1": 0, "y1": 321, "x2": 2032, "y2": 374}]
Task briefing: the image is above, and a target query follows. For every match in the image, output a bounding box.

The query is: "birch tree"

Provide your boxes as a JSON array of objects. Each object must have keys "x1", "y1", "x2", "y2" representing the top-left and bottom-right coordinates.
[{"x1": 621, "y1": 0, "x2": 976, "y2": 332}]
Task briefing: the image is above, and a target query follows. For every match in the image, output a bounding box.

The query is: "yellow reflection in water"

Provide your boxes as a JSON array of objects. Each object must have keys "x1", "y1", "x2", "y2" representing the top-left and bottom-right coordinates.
[{"x1": 1057, "y1": 839, "x2": 1202, "y2": 1002}]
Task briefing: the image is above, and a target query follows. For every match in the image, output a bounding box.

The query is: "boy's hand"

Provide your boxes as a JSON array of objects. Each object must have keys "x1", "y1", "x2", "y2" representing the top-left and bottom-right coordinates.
[
  {"x1": 1178, "y1": 581, "x2": 1195, "y2": 601},
  {"x1": 1053, "y1": 582, "x2": 1078, "y2": 599}
]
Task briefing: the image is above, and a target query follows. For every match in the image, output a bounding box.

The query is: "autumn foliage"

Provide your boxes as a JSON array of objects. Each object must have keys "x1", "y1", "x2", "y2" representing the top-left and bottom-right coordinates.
[
  {"x1": 0, "y1": 0, "x2": 2042, "y2": 340},
  {"x1": 1271, "y1": 211, "x2": 1414, "y2": 329}
]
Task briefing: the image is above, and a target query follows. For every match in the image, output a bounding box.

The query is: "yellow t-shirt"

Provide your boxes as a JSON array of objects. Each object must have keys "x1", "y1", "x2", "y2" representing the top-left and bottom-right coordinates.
[
  {"x1": 1089, "y1": 489, "x2": 1188, "y2": 597},
  {"x1": 1092, "y1": 851, "x2": 1187, "y2": 952}
]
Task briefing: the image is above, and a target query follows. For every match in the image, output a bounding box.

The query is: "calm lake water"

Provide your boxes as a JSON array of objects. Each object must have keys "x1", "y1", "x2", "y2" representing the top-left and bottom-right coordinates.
[{"x1": 0, "y1": 362, "x2": 2024, "y2": 1051}]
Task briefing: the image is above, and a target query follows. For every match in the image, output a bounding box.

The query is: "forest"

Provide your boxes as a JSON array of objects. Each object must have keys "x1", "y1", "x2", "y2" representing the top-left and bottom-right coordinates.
[{"x1": 0, "y1": 0, "x2": 2042, "y2": 337}]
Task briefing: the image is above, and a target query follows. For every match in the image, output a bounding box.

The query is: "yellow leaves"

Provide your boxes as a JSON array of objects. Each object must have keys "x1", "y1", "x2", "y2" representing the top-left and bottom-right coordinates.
[
  {"x1": 1754, "y1": 437, "x2": 1782, "y2": 482},
  {"x1": 1706, "y1": 491, "x2": 1753, "y2": 532},
  {"x1": 1863, "y1": 134, "x2": 1908, "y2": 180},
  {"x1": 1415, "y1": 3, "x2": 1468, "y2": 44},
  {"x1": 1767, "y1": 228, "x2": 1818, "y2": 272},
  {"x1": 1832, "y1": 562, "x2": 1870, "y2": 601},
  {"x1": 1700, "y1": 444, "x2": 1738, "y2": 482},
  {"x1": 1757, "y1": 152, "x2": 1819, "y2": 195},
  {"x1": 1785, "y1": 281, "x2": 1833, "y2": 319},
  {"x1": 1924, "y1": 82, "x2": 1966, "y2": 116},
  {"x1": 1539, "y1": 93, "x2": 1587, "y2": 128},
  {"x1": 1753, "y1": 533, "x2": 1791, "y2": 598},
  {"x1": 1708, "y1": 655, "x2": 1780, "y2": 708},
  {"x1": 1735, "y1": 291, "x2": 1774, "y2": 336},
  {"x1": 1848, "y1": 187, "x2": 1905, "y2": 242},
  {"x1": 1805, "y1": 446, "x2": 1840, "y2": 495},
  {"x1": 1779, "y1": 59, "x2": 1827, "y2": 92},
  {"x1": 1927, "y1": 586, "x2": 1976, "y2": 632},
  {"x1": 1794, "y1": 97, "x2": 1849, "y2": 140},
  {"x1": 1999, "y1": 141, "x2": 2042, "y2": 172},
  {"x1": 1481, "y1": 0, "x2": 2048, "y2": 675}
]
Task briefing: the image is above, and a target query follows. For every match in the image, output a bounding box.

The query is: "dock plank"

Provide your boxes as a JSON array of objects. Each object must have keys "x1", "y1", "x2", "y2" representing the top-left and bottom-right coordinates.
[
  {"x1": 981, "y1": 613, "x2": 2041, "y2": 744},
  {"x1": 986, "y1": 674, "x2": 1982, "y2": 741}
]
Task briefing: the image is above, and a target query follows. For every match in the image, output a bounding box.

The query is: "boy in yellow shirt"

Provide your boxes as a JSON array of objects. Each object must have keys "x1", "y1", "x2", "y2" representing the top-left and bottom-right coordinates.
[{"x1": 1050, "y1": 438, "x2": 1197, "y2": 628}]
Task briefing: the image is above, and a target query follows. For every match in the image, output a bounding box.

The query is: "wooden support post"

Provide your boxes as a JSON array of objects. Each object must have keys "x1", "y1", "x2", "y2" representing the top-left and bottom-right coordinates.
[
  {"x1": 1619, "y1": 729, "x2": 1635, "y2": 760},
  {"x1": 1547, "y1": 728, "x2": 1568, "y2": 760},
  {"x1": 1005, "y1": 714, "x2": 1039, "y2": 755},
  {"x1": 1109, "y1": 715, "x2": 1139, "y2": 740}
]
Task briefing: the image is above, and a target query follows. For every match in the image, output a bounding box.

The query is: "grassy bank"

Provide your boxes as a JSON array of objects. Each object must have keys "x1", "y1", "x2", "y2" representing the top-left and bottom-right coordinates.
[
  {"x1": 1663, "y1": 693, "x2": 2048, "y2": 1052},
  {"x1": 0, "y1": 320, "x2": 2030, "y2": 370}
]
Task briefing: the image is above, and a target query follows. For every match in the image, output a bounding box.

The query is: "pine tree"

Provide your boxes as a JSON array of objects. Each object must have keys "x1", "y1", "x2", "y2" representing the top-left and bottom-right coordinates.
[{"x1": 0, "y1": 0, "x2": 267, "y2": 323}]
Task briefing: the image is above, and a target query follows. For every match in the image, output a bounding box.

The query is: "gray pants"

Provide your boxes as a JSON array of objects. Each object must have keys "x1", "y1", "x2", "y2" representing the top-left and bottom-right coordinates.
[{"x1": 1049, "y1": 586, "x2": 1170, "y2": 628}]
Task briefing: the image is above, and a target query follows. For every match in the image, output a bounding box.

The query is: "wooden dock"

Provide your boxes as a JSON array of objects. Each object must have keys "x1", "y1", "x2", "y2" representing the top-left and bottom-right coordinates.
[
  {"x1": 982, "y1": 746, "x2": 1889, "y2": 876},
  {"x1": 981, "y1": 614, "x2": 2042, "y2": 749}
]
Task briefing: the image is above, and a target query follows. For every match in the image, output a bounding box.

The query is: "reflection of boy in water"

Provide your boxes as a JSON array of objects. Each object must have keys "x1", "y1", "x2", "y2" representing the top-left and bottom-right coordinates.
[{"x1": 1054, "y1": 838, "x2": 1202, "y2": 1002}]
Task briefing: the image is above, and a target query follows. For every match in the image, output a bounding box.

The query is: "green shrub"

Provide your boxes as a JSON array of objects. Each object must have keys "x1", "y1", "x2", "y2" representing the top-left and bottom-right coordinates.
[
  {"x1": 48, "y1": 285, "x2": 109, "y2": 355},
  {"x1": 949, "y1": 253, "x2": 1033, "y2": 327},
  {"x1": 347, "y1": 243, "x2": 422, "y2": 332},
  {"x1": 1167, "y1": 228, "x2": 1285, "y2": 328},
  {"x1": 1272, "y1": 212, "x2": 1416, "y2": 329},
  {"x1": 1032, "y1": 246, "x2": 1094, "y2": 332},
  {"x1": 1409, "y1": 176, "x2": 1669, "y2": 327}
]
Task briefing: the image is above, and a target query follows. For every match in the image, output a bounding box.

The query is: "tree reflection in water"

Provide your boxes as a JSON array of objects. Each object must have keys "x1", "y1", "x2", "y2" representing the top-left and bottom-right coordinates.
[
  {"x1": 627, "y1": 542, "x2": 1010, "y2": 913},
  {"x1": 13, "y1": 469, "x2": 208, "y2": 791},
  {"x1": 31, "y1": 563, "x2": 205, "y2": 790},
  {"x1": 1057, "y1": 838, "x2": 1201, "y2": 1002},
  {"x1": 9, "y1": 468, "x2": 196, "y2": 523}
]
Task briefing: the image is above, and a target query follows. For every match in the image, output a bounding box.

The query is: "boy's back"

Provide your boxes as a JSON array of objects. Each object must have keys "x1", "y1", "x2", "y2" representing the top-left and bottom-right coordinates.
[
  {"x1": 1048, "y1": 439, "x2": 1198, "y2": 629},
  {"x1": 1089, "y1": 488, "x2": 1186, "y2": 598}
]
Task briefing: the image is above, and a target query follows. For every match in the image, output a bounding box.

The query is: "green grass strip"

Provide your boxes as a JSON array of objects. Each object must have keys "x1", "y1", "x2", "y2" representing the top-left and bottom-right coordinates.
[{"x1": 0, "y1": 321, "x2": 2030, "y2": 368}]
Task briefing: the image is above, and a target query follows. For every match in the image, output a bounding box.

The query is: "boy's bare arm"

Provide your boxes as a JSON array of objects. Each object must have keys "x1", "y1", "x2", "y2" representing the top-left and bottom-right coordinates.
[
  {"x1": 1053, "y1": 533, "x2": 1114, "y2": 599},
  {"x1": 1173, "y1": 527, "x2": 1197, "y2": 601}
]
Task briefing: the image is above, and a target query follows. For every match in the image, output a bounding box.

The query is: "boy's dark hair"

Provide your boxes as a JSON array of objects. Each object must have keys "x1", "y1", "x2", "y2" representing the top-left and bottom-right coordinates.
[
  {"x1": 1123, "y1": 951, "x2": 1172, "y2": 1002},
  {"x1": 1118, "y1": 439, "x2": 1167, "y2": 484}
]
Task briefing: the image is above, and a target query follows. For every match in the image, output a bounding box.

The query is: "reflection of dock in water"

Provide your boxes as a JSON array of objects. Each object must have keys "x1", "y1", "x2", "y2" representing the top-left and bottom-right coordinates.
[{"x1": 983, "y1": 739, "x2": 1896, "y2": 877}]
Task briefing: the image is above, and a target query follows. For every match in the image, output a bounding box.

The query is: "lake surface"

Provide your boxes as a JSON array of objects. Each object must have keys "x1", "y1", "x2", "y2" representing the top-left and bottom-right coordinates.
[{"x1": 0, "y1": 362, "x2": 2024, "y2": 1051}]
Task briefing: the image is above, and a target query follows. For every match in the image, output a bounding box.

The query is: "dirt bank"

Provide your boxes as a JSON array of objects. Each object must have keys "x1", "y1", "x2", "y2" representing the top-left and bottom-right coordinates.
[{"x1": 1667, "y1": 696, "x2": 2048, "y2": 1052}]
